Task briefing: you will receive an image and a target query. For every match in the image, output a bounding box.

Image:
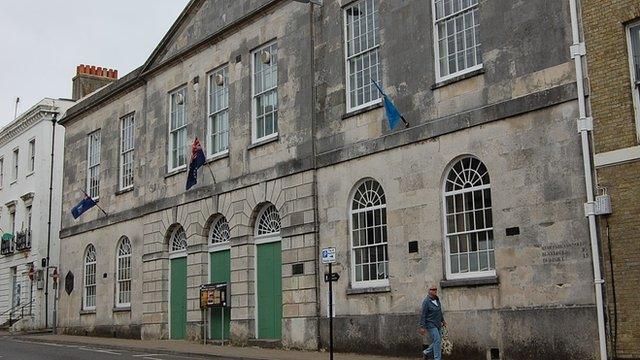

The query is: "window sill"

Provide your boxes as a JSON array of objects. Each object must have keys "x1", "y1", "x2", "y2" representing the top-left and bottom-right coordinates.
[
  {"x1": 431, "y1": 68, "x2": 485, "y2": 90},
  {"x1": 113, "y1": 306, "x2": 131, "y2": 313},
  {"x1": 248, "y1": 135, "x2": 279, "y2": 150},
  {"x1": 115, "y1": 187, "x2": 133, "y2": 196},
  {"x1": 206, "y1": 151, "x2": 229, "y2": 163},
  {"x1": 341, "y1": 102, "x2": 383, "y2": 121},
  {"x1": 79, "y1": 309, "x2": 96, "y2": 315},
  {"x1": 346, "y1": 285, "x2": 391, "y2": 295},
  {"x1": 165, "y1": 167, "x2": 187, "y2": 179},
  {"x1": 440, "y1": 275, "x2": 499, "y2": 288},
  {"x1": 25, "y1": 172, "x2": 34, "y2": 178},
  {"x1": 10, "y1": 180, "x2": 17, "y2": 186}
]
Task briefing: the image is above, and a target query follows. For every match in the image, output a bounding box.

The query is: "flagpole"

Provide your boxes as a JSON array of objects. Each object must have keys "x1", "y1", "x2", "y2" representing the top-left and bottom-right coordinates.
[
  {"x1": 400, "y1": 115, "x2": 409, "y2": 128},
  {"x1": 79, "y1": 189, "x2": 108, "y2": 216},
  {"x1": 206, "y1": 165, "x2": 216, "y2": 184}
]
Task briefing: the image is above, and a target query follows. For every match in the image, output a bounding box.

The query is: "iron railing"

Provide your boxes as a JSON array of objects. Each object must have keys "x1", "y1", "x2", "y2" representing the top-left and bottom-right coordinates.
[
  {"x1": 0, "y1": 299, "x2": 34, "y2": 328},
  {"x1": 0, "y1": 235, "x2": 14, "y2": 255},
  {"x1": 15, "y1": 231, "x2": 31, "y2": 251}
]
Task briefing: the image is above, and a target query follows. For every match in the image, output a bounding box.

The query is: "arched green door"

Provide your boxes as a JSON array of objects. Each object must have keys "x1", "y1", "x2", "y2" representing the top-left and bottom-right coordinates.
[
  {"x1": 257, "y1": 241, "x2": 282, "y2": 339},
  {"x1": 170, "y1": 257, "x2": 187, "y2": 339},
  {"x1": 210, "y1": 250, "x2": 231, "y2": 340}
]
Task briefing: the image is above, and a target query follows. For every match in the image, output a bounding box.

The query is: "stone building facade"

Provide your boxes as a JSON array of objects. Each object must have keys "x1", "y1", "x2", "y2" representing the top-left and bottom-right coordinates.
[
  {"x1": 583, "y1": 1, "x2": 640, "y2": 358},
  {"x1": 0, "y1": 98, "x2": 73, "y2": 331},
  {"x1": 57, "y1": 0, "x2": 601, "y2": 358}
]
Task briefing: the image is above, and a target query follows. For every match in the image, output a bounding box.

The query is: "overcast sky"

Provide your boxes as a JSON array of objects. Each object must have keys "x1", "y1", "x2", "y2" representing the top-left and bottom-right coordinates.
[{"x1": 0, "y1": 0, "x2": 191, "y2": 128}]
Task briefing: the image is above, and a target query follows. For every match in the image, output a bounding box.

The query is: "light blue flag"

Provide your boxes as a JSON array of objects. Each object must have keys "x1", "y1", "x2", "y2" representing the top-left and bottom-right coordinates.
[{"x1": 371, "y1": 79, "x2": 407, "y2": 130}]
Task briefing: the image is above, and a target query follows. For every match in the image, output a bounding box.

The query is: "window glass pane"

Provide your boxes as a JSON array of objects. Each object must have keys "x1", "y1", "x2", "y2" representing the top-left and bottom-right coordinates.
[
  {"x1": 350, "y1": 179, "x2": 388, "y2": 284},
  {"x1": 434, "y1": 0, "x2": 481, "y2": 78},
  {"x1": 443, "y1": 157, "x2": 495, "y2": 276},
  {"x1": 345, "y1": 0, "x2": 380, "y2": 109}
]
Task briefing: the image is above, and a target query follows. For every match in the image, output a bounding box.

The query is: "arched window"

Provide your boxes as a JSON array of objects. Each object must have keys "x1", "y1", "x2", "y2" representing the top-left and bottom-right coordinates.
[
  {"x1": 350, "y1": 179, "x2": 389, "y2": 287},
  {"x1": 443, "y1": 156, "x2": 495, "y2": 279},
  {"x1": 256, "y1": 204, "x2": 281, "y2": 236},
  {"x1": 116, "y1": 237, "x2": 132, "y2": 307},
  {"x1": 210, "y1": 216, "x2": 230, "y2": 244},
  {"x1": 170, "y1": 227, "x2": 188, "y2": 253},
  {"x1": 83, "y1": 244, "x2": 97, "y2": 310}
]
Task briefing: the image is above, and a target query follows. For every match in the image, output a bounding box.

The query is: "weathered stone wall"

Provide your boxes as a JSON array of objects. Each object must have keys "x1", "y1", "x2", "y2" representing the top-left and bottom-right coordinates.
[
  {"x1": 60, "y1": 2, "x2": 317, "y2": 344},
  {"x1": 314, "y1": 0, "x2": 576, "y2": 158},
  {"x1": 57, "y1": 218, "x2": 144, "y2": 338},
  {"x1": 137, "y1": 170, "x2": 317, "y2": 348},
  {"x1": 316, "y1": 100, "x2": 597, "y2": 358},
  {"x1": 58, "y1": 0, "x2": 602, "y2": 357}
]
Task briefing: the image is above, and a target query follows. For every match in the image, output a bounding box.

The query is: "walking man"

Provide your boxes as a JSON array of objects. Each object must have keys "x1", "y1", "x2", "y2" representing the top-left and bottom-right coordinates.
[{"x1": 419, "y1": 285, "x2": 446, "y2": 360}]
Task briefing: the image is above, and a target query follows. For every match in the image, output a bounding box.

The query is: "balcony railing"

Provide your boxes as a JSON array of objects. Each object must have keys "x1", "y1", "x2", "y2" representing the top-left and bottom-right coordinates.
[
  {"x1": 0, "y1": 235, "x2": 14, "y2": 255},
  {"x1": 15, "y1": 231, "x2": 31, "y2": 251}
]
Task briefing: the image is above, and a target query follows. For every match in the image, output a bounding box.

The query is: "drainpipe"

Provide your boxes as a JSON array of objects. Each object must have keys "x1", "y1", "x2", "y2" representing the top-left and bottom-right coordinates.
[
  {"x1": 568, "y1": 0, "x2": 607, "y2": 359},
  {"x1": 45, "y1": 111, "x2": 58, "y2": 329}
]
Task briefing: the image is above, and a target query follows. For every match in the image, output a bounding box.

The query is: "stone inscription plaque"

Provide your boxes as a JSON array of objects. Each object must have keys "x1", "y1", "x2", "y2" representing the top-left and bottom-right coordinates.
[{"x1": 541, "y1": 241, "x2": 590, "y2": 264}]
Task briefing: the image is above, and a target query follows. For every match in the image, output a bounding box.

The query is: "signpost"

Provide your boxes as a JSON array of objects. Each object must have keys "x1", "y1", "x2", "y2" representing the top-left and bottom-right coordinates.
[
  {"x1": 200, "y1": 283, "x2": 228, "y2": 345},
  {"x1": 321, "y1": 247, "x2": 337, "y2": 360}
]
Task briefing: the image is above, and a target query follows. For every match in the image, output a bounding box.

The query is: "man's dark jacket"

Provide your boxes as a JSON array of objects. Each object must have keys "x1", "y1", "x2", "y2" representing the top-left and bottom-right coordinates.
[{"x1": 420, "y1": 296, "x2": 445, "y2": 329}]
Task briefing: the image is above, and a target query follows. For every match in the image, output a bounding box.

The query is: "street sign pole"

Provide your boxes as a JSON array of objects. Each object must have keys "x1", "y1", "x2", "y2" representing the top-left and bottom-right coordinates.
[
  {"x1": 321, "y1": 247, "x2": 337, "y2": 360},
  {"x1": 328, "y1": 261, "x2": 333, "y2": 360}
]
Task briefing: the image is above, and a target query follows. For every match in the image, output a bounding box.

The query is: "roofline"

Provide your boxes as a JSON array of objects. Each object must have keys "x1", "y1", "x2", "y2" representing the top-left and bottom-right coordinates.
[
  {"x1": 58, "y1": 66, "x2": 145, "y2": 126},
  {"x1": 140, "y1": 0, "x2": 283, "y2": 77},
  {"x1": 139, "y1": 0, "x2": 202, "y2": 75},
  {"x1": 59, "y1": 0, "x2": 285, "y2": 125},
  {"x1": 0, "y1": 98, "x2": 75, "y2": 146}
]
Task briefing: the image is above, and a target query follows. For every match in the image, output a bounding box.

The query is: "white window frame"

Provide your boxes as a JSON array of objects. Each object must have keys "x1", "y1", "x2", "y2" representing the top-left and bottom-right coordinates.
[
  {"x1": 208, "y1": 216, "x2": 231, "y2": 253},
  {"x1": 26, "y1": 205, "x2": 32, "y2": 232},
  {"x1": 207, "y1": 66, "x2": 230, "y2": 158},
  {"x1": 86, "y1": 130, "x2": 101, "y2": 200},
  {"x1": 9, "y1": 208, "x2": 16, "y2": 235},
  {"x1": 169, "y1": 226, "x2": 188, "y2": 259},
  {"x1": 251, "y1": 41, "x2": 279, "y2": 144},
  {"x1": 343, "y1": 0, "x2": 382, "y2": 112},
  {"x1": 12, "y1": 148, "x2": 19, "y2": 182},
  {"x1": 27, "y1": 139, "x2": 35, "y2": 174},
  {"x1": 168, "y1": 87, "x2": 188, "y2": 172},
  {"x1": 83, "y1": 244, "x2": 97, "y2": 310},
  {"x1": 626, "y1": 21, "x2": 640, "y2": 142},
  {"x1": 119, "y1": 114, "x2": 135, "y2": 190},
  {"x1": 115, "y1": 237, "x2": 132, "y2": 308},
  {"x1": 349, "y1": 179, "x2": 389, "y2": 289},
  {"x1": 442, "y1": 157, "x2": 495, "y2": 280},
  {"x1": 432, "y1": 0, "x2": 483, "y2": 83}
]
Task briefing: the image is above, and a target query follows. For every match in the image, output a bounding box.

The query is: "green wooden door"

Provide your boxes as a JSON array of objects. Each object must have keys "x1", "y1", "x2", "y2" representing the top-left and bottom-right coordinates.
[
  {"x1": 170, "y1": 257, "x2": 187, "y2": 340},
  {"x1": 209, "y1": 250, "x2": 231, "y2": 340},
  {"x1": 257, "y1": 241, "x2": 282, "y2": 339}
]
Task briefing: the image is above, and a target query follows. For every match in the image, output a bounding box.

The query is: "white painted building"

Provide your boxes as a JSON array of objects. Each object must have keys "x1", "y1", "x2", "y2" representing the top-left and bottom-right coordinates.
[{"x1": 0, "y1": 98, "x2": 73, "y2": 330}]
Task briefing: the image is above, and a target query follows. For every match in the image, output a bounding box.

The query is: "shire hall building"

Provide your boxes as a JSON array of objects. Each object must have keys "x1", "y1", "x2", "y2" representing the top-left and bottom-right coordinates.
[{"x1": 57, "y1": 0, "x2": 604, "y2": 358}]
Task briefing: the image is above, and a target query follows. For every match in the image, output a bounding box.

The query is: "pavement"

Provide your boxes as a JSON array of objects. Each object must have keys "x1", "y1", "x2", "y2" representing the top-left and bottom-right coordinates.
[{"x1": 0, "y1": 332, "x2": 412, "y2": 360}]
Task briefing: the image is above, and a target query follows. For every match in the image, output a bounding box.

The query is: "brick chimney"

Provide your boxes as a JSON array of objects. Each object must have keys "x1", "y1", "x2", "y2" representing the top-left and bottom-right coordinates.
[{"x1": 71, "y1": 64, "x2": 118, "y2": 100}]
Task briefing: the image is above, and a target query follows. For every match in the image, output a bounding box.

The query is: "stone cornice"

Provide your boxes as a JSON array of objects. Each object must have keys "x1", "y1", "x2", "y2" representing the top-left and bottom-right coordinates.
[{"x1": 0, "y1": 103, "x2": 57, "y2": 147}]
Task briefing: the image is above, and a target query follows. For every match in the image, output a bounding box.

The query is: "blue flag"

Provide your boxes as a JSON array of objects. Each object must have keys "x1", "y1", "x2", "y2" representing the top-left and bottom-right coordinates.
[
  {"x1": 71, "y1": 195, "x2": 97, "y2": 219},
  {"x1": 372, "y1": 79, "x2": 406, "y2": 130},
  {"x1": 186, "y1": 138, "x2": 206, "y2": 190}
]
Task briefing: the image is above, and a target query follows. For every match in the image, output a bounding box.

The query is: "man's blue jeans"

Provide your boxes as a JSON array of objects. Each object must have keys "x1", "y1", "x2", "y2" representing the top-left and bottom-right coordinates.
[{"x1": 423, "y1": 327, "x2": 442, "y2": 360}]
